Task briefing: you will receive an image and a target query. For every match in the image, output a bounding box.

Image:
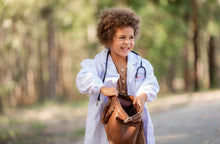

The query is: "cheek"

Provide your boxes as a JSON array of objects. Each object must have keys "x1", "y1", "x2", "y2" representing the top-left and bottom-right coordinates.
[
  {"x1": 131, "y1": 41, "x2": 135, "y2": 47},
  {"x1": 116, "y1": 41, "x2": 123, "y2": 46}
]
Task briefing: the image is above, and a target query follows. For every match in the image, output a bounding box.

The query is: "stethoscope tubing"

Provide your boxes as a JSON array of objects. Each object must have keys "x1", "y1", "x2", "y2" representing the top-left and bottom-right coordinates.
[{"x1": 96, "y1": 49, "x2": 146, "y2": 106}]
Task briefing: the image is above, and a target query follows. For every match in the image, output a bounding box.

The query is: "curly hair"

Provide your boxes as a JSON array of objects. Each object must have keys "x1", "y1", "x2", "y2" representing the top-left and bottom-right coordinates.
[{"x1": 97, "y1": 7, "x2": 141, "y2": 46}]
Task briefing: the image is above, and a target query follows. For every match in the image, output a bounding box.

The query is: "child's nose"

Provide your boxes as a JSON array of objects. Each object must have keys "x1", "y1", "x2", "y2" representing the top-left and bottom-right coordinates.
[{"x1": 124, "y1": 38, "x2": 130, "y2": 45}]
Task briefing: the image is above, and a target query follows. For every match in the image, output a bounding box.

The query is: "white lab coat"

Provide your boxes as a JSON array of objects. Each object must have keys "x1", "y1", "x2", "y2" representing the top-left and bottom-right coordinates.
[{"x1": 76, "y1": 48, "x2": 159, "y2": 144}]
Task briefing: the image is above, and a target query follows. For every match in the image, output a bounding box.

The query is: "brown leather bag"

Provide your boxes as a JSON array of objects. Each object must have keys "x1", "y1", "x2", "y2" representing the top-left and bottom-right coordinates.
[{"x1": 101, "y1": 95, "x2": 146, "y2": 144}]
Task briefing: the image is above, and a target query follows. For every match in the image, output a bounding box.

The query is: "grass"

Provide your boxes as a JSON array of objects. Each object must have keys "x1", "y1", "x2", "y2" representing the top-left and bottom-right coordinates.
[
  {"x1": 59, "y1": 100, "x2": 88, "y2": 108},
  {"x1": 28, "y1": 121, "x2": 46, "y2": 134},
  {"x1": 0, "y1": 100, "x2": 88, "y2": 143},
  {"x1": 0, "y1": 117, "x2": 24, "y2": 140},
  {"x1": 73, "y1": 128, "x2": 85, "y2": 139},
  {"x1": 0, "y1": 116, "x2": 46, "y2": 143}
]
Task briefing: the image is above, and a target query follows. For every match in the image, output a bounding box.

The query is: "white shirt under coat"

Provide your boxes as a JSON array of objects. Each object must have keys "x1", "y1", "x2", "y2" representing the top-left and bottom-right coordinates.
[{"x1": 76, "y1": 48, "x2": 159, "y2": 144}]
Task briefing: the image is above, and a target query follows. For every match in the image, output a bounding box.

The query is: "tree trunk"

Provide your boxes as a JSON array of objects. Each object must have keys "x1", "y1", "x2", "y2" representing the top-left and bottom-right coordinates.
[
  {"x1": 57, "y1": 38, "x2": 66, "y2": 99},
  {"x1": 183, "y1": 44, "x2": 190, "y2": 91},
  {"x1": 167, "y1": 59, "x2": 176, "y2": 92},
  {"x1": 208, "y1": 36, "x2": 216, "y2": 88},
  {"x1": 36, "y1": 37, "x2": 45, "y2": 102},
  {"x1": 183, "y1": 12, "x2": 191, "y2": 92},
  {"x1": 0, "y1": 97, "x2": 3, "y2": 114},
  {"x1": 0, "y1": 21, "x2": 4, "y2": 114},
  {"x1": 191, "y1": 0, "x2": 199, "y2": 91},
  {"x1": 47, "y1": 19, "x2": 57, "y2": 98}
]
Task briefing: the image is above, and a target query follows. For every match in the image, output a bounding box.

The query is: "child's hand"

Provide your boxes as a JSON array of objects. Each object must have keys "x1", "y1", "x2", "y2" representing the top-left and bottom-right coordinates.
[
  {"x1": 133, "y1": 93, "x2": 148, "y2": 114},
  {"x1": 100, "y1": 86, "x2": 118, "y2": 97}
]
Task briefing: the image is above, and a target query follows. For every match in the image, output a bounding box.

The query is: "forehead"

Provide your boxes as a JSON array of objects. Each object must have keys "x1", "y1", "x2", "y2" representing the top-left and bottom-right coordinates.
[{"x1": 115, "y1": 27, "x2": 134, "y2": 35}]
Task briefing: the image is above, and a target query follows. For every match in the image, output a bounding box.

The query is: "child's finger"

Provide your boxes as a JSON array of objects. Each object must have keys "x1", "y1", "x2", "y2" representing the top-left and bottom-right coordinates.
[{"x1": 133, "y1": 98, "x2": 137, "y2": 105}]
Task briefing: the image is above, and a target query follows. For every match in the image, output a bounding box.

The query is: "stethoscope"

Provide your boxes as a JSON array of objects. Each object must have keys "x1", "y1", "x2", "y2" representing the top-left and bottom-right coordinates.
[{"x1": 96, "y1": 49, "x2": 146, "y2": 106}]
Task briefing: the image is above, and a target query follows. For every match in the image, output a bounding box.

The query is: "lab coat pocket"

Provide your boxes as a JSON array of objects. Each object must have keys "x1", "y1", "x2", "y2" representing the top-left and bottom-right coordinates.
[
  {"x1": 135, "y1": 68, "x2": 145, "y2": 90},
  {"x1": 135, "y1": 78, "x2": 143, "y2": 91},
  {"x1": 104, "y1": 75, "x2": 119, "y2": 88}
]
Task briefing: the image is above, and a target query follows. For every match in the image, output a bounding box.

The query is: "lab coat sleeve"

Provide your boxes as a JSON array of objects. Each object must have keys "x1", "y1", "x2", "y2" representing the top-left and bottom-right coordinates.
[
  {"x1": 136, "y1": 59, "x2": 159, "y2": 102},
  {"x1": 76, "y1": 59, "x2": 104, "y2": 95}
]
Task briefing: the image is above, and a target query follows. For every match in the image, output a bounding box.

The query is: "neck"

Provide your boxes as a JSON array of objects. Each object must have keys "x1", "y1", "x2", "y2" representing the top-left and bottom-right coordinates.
[{"x1": 110, "y1": 52, "x2": 127, "y2": 65}]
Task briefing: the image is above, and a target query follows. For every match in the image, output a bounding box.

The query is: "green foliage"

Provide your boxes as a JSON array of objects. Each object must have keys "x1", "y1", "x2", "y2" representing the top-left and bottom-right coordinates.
[
  {"x1": 0, "y1": 116, "x2": 24, "y2": 140},
  {"x1": 200, "y1": 0, "x2": 220, "y2": 37},
  {"x1": 0, "y1": 82, "x2": 14, "y2": 97},
  {"x1": 0, "y1": 100, "x2": 88, "y2": 143},
  {"x1": 0, "y1": 0, "x2": 220, "y2": 106},
  {"x1": 28, "y1": 121, "x2": 46, "y2": 133},
  {"x1": 73, "y1": 128, "x2": 85, "y2": 138},
  {"x1": 126, "y1": 0, "x2": 147, "y2": 10},
  {"x1": 0, "y1": 116, "x2": 46, "y2": 143},
  {"x1": 97, "y1": 0, "x2": 116, "y2": 10},
  {"x1": 133, "y1": 2, "x2": 187, "y2": 78}
]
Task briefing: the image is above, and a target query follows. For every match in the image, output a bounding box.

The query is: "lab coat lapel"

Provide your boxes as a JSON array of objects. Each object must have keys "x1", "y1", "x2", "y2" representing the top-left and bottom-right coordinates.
[
  {"x1": 100, "y1": 48, "x2": 118, "y2": 77},
  {"x1": 127, "y1": 52, "x2": 140, "y2": 96},
  {"x1": 100, "y1": 49, "x2": 119, "y2": 88},
  {"x1": 107, "y1": 55, "x2": 118, "y2": 76}
]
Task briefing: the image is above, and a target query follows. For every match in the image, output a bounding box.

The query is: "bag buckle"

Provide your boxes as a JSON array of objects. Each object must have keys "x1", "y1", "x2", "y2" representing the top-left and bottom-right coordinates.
[{"x1": 124, "y1": 117, "x2": 130, "y2": 123}]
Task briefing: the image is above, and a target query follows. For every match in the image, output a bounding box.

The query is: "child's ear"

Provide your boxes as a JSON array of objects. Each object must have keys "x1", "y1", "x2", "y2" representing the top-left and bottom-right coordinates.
[{"x1": 106, "y1": 41, "x2": 112, "y2": 48}]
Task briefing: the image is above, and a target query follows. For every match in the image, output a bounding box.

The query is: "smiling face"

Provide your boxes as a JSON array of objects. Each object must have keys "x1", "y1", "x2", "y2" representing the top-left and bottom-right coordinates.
[{"x1": 109, "y1": 26, "x2": 135, "y2": 60}]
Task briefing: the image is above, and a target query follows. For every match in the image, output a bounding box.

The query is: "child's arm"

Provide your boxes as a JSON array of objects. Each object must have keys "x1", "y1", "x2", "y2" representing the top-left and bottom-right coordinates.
[
  {"x1": 100, "y1": 86, "x2": 118, "y2": 97},
  {"x1": 76, "y1": 59, "x2": 104, "y2": 95}
]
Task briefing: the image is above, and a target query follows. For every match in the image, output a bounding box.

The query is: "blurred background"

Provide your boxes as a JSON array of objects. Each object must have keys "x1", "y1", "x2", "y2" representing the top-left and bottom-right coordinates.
[{"x1": 0, "y1": 0, "x2": 220, "y2": 143}]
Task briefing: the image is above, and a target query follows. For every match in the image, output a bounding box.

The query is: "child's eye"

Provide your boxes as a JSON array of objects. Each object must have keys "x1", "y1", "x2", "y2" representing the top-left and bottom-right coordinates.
[
  {"x1": 130, "y1": 36, "x2": 134, "y2": 39},
  {"x1": 119, "y1": 36, "x2": 125, "y2": 39}
]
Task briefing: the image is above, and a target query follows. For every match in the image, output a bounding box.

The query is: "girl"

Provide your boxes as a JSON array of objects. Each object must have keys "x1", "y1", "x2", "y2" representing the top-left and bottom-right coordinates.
[{"x1": 76, "y1": 7, "x2": 159, "y2": 144}]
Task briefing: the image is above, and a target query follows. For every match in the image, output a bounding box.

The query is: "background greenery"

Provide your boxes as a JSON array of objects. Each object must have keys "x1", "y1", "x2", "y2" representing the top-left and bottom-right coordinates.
[
  {"x1": 0, "y1": 0, "x2": 220, "y2": 111},
  {"x1": 0, "y1": 0, "x2": 220, "y2": 143}
]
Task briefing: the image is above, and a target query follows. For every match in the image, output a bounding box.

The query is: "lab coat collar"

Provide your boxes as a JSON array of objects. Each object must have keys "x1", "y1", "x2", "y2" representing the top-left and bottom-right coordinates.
[
  {"x1": 100, "y1": 48, "x2": 140, "y2": 67},
  {"x1": 127, "y1": 50, "x2": 140, "y2": 66}
]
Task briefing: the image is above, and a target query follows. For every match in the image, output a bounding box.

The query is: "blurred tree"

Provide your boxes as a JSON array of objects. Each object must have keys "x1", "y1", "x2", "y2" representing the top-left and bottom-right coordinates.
[
  {"x1": 134, "y1": 1, "x2": 187, "y2": 92},
  {"x1": 161, "y1": 0, "x2": 192, "y2": 91},
  {"x1": 35, "y1": 36, "x2": 45, "y2": 102},
  {"x1": 41, "y1": 4, "x2": 57, "y2": 99},
  {"x1": 191, "y1": 0, "x2": 199, "y2": 91},
  {"x1": 0, "y1": 0, "x2": 220, "y2": 108},
  {"x1": 0, "y1": 98, "x2": 2, "y2": 114},
  {"x1": 0, "y1": 0, "x2": 33, "y2": 105},
  {"x1": 200, "y1": 0, "x2": 220, "y2": 88},
  {"x1": 208, "y1": 36, "x2": 216, "y2": 88}
]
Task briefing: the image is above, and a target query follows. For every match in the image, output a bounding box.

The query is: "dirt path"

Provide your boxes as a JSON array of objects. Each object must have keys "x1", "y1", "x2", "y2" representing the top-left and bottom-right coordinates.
[
  {"x1": 1, "y1": 90, "x2": 220, "y2": 144},
  {"x1": 74, "y1": 90, "x2": 220, "y2": 144},
  {"x1": 152, "y1": 93, "x2": 220, "y2": 144}
]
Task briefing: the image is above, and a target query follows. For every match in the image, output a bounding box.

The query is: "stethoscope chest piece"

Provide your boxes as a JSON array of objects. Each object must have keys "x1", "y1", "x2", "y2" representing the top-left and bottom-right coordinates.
[{"x1": 135, "y1": 60, "x2": 146, "y2": 81}]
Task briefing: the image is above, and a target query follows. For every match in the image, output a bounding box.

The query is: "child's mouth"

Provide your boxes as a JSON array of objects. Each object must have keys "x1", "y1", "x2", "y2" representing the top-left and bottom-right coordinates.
[{"x1": 121, "y1": 47, "x2": 130, "y2": 51}]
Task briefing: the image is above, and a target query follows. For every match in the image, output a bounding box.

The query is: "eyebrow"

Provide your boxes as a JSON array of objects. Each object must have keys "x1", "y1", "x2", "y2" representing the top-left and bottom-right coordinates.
[{"x1": 117, "y1": 34, "x2": 134, "y2": 36}]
